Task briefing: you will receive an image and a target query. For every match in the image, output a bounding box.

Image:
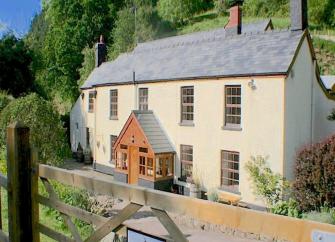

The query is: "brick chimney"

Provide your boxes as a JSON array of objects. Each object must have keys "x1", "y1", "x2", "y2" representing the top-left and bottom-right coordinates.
[
  {"x1": 291, "y1": 0, "x2": 308, "y2": 31},
  {"x1": 95, "y1": 35, "x2": 107, "y2": 67},
  {"x1": 225, "y1": 1, "x2": 243, "y2": 36}
]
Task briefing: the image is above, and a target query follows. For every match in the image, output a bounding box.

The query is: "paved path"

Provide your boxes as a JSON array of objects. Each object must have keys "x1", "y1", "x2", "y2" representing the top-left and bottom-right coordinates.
[
  {"x1": 61, "y1": 159, "x2": 114, "y2": 182},
  {"x1": 62, "y1": 160, "x2": 260, "y2": 242}
]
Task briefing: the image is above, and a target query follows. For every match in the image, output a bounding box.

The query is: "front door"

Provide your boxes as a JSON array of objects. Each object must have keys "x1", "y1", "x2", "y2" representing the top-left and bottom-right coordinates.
[{"x1": 128, "y1": 146, "x2": 139, "y2": 184}]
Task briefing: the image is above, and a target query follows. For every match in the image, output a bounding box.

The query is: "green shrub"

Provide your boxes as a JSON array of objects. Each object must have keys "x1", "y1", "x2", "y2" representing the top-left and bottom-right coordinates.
[
  {"x1": 207, "y1": 189, "x2": 219, "y2": 202},
  {"x1": 302, "y1": 208, "x2": 335, "y2": 225},
  {"x1": 41, "y1": 181, "x2": 94, "y2": 233},
  {"x1": 0, "y1": 93, "x2": 70, "y2": 166},
  {"x1": 293, "y1": 135, "x2": 335, "y2": 211},
  {"x1": 157, "y1": 0, "x2": 203, "y2": 26},
  {"x1": 245, "y1": 156, "x2": 289, "y2": 207},
  {"x1": 0, "y1": 146, "x2": 6, "y2": 175},
  {"x1": 271, "y1": 199, "x2": 301, "y2": 218}
]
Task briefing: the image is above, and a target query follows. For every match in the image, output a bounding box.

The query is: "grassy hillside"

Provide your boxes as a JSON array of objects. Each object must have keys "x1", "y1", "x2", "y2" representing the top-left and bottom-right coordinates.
[
  {"x1": 313, "y1": 38, "x2": 335, "y2": 75},
  {"x1": 177, "y1": 10, "x2": 290, "y2": 35}
]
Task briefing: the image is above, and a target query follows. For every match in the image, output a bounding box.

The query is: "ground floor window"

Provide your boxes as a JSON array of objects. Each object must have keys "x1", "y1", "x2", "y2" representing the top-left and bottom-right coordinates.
[
  {"x1": 180, "y1": 145, "x2": 193, "y2": 181},
  {"x1": 156, "y1": 154, "x2": 174, "y2": 178},
  {"x1": 221, "y1": 150, "x2": 239, "y2": 192},
  {"x1": 139, "y1": 156, "x2": 154, "y2": 177},
  {"x1": 116, "y1": 152, "x2": 128, "y2": 171}
]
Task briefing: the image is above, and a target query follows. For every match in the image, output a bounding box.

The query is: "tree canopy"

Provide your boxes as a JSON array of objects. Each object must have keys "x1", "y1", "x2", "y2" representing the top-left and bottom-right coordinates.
[{"x1": 0, "y1": 34, "x2": 33, "y2": 97}]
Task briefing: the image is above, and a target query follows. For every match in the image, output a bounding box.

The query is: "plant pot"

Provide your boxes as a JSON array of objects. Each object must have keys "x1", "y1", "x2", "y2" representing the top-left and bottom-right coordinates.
[
  {"x1": 189, "y1": 183, "x2": 200, "y2": 199},
  {"x1": 84, "y1": 153, "x2": 92, "y2": 164},
  {"x1": 77, "y1": 151, "x2": 84, "y2": 163}
]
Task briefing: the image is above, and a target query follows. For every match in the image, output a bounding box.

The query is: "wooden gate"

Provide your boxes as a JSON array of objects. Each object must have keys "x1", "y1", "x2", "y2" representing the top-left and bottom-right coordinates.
[{"x1": 0, "y1": 123, "x2": 187, "y2": 242}]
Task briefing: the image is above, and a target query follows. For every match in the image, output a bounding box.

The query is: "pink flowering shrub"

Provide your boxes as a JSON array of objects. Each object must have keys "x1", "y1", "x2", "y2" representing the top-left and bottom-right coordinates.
[{"x1": 293, "y1": 135, "x2": 335, "y2": 211}]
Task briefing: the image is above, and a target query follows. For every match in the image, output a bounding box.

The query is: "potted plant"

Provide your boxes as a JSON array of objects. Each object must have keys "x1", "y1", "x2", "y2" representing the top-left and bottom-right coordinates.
[
  {"x1": 76, "y1": 143, "x2": 83, "y2": 163},
  {"x1": 84, "y1": 147, "x2": 92, "y2": 164},
  {"x1": 187, "y1": 177, "x2": 201, "y2": 199}
]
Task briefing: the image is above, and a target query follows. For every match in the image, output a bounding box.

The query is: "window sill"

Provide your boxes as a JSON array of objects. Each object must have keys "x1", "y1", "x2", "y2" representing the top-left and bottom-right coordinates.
[
  {"x1": 179, "y1": 122, "x2": 195, "y2": 127},
  {"x1": 221, "y1": 126, "x2": 242, "y2": 131},
  {"x1": 110, "y1": 117, "x2": 118, "y2": 120}
]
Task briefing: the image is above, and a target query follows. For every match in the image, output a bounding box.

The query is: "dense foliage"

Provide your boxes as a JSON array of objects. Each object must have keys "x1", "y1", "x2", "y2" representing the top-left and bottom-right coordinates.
[
  {"x1": 0, "y1": 93, "x2": 70, "y2": 165},
  {"x1": 293, "y1": 135, "x2": 335, "y2": 211},
  {"x1": 0, "y1": 91, "x2": 13, "y2": 112},
  {"x1": 157, "y1": 0, "x2": 203, "y2": 26},
  {"x1": 0, "y1": 34, "x2": 33, "y2": 97},
  {"x1": 245, "y1": 156, "x2": 289, "y2": 207},
  {"x1": 309, "y1": 0, "x2": 335, "y2": 27},
  {"x1": 28, "y1": 0, "x2": 123, "y2": 107},
  {"x1": 78, "y1": 46, "x2": 96, "y2": 87},
  {"x1": 243, "y1": 0, "x2": 289, "y2": 17}
]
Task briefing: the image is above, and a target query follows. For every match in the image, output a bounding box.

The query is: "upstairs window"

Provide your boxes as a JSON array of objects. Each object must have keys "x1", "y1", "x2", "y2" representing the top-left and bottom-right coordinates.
[
  {"x1": 139, "y1": 88, "x2": 148, "y2": 111},
  {"x1": 221, "y1": 150, "x2": 239, "y2": 193},
  {"x1": 224, "y1": 86, "x2": 241, "y2": 128},
  {"x1": 180, "y1": 145, "x2": 193, "y2": 181},
  {"x1": 181, "y1": 86, "x2": 194, "y2": 124},
  {"x1": 88, "y1": 92, "x2": 95, "y2": 112},
  {"x1": 110, "y1": 89, "x2": 118, "y2": 119}
]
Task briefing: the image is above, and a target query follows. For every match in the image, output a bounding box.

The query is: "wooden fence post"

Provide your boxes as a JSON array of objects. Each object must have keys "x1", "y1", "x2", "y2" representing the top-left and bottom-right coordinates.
[{"x1": 6, "y1": 122, "x2": 38, "y2": 242}]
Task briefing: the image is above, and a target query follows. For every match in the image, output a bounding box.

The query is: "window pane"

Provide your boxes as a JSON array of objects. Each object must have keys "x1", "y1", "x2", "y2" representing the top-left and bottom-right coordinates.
[
  {"x1": 221, "y1": 151, "x2": 239, "y2": 192},
  {"x1": 181, "y1": 87, "x2": 194, "y2": 122},
  {"x1": 224, "y1": 86, "x2": 241, "y2": 126},
  {"x1": 110, "y1": 90, "x2": 118, "y2": 118}
]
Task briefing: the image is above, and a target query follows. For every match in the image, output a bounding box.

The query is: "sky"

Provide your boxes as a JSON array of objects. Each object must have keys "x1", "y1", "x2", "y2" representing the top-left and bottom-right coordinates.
[{"x1": 0, "y1": 0, "x2": 41, "y2": 37}]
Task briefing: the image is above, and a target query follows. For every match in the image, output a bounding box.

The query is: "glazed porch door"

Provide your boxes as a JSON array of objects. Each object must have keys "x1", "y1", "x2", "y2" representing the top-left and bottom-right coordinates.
[{"x1": 128, "y1": 146, "x2": 139, "y2": 184}]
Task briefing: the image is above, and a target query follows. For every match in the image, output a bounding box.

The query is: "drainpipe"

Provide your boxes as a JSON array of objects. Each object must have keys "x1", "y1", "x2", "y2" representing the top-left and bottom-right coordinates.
[
  {"x1": 310, "y1": 60, "x2": 315, "y2": 144},
  {"x1": 94, "y1": 87, "x2": 97, "y2": 169},
  {"x1": 133, "y1": 71, "x2": 138, "y2": 110}
]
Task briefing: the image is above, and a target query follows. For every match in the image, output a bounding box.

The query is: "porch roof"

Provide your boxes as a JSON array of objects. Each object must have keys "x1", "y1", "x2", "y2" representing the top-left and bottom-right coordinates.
[{"x1": 133, "y1": 110, "x2": 175, "y2": 154}]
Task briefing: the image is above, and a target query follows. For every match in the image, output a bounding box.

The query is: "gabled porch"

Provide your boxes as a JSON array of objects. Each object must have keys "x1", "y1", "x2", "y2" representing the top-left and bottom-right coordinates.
[{"x1": 113, "y1": 110, "x2": 175, "y2": 191}]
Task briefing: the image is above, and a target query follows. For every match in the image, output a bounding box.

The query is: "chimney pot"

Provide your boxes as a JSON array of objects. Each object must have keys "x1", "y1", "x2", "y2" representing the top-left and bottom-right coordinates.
[{"x1": 95, "y1": 35, "x2": 107, "y2": 67}]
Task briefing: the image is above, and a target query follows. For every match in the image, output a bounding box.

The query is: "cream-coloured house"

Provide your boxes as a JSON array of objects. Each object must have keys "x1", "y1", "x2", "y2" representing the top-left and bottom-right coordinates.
[{"x1": 70, "y1": 0, "x2": 335, "y2": 206}]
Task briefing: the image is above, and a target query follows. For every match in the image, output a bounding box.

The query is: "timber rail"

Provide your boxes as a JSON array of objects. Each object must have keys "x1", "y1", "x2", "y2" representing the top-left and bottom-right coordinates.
[{"x1": 0, "y1": 122, "x2": 334, "y2": 242}]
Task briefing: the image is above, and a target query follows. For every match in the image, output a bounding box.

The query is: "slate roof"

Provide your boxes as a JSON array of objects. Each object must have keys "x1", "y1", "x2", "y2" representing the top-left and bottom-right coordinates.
[
  {"x1": 321, "y1": 76, "x2": 335, "y2": 90},
  {"x1": 82, "y1": 20, "x2": 304, "y2": 89},
  {"x1": 133, "y1": 110, "x2": 175, "y2": 154}
]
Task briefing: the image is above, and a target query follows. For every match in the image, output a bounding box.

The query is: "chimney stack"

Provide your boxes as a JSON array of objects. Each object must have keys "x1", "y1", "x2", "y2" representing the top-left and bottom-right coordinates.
[
  {"x1": 225, "y1": 0, "x2": 243, "y2": 36},
  {"x1": 95, "y1": 35, "x2": 107, "y2": 67},
  {"x1": 290, "y1": 0, "x2": 308, "y2": 31}
]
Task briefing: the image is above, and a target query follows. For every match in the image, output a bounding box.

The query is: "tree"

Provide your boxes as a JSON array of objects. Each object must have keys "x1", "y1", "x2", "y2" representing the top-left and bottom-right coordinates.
[
  {"x1": 108, "y1": 0, "x2": 163, "y2": 60},
  {"x1": 78, "y1": 46, "x2": 95, "y2": 87},
  {"x1": 157, "y1": 0, "x2": 203, "y2": 26},
  {"x1": 0, "y1": 34, "x2": 33, "y2": 97},
  {"x1": 0, "y1": 93, "x2": 70, "y2": 165},
  {"x1": 28, "y1": 0, "x2": 121, "y2": 107},
  {"x1": 293, "y1": 135, "x2": 335, "y2": 211}
]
